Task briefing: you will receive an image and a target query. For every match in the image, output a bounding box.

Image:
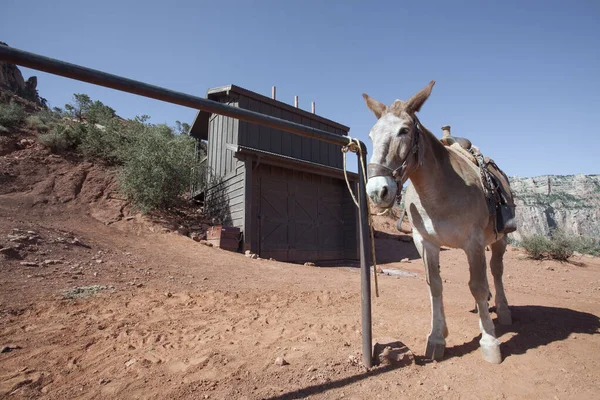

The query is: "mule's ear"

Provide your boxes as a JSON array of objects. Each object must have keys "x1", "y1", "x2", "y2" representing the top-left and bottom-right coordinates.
[
  {"x1": 362, "y1": 93, "x2": 386, "y2": 119},
  {"x1": 405, "y1": 80, "x2": 436, "y2": 114}
]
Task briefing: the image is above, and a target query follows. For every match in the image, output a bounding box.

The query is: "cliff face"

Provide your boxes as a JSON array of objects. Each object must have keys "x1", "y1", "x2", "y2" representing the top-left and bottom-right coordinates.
[
  {"x1": 508, "y1": 174, "x2": 600, "y2": 241},
  {"x1": 0, "y1": 42, "x2": 46, "y2": 107}
]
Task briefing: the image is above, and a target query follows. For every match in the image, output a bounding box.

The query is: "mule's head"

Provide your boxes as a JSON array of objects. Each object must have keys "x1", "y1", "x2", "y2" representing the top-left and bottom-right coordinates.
[{"x1": 363, "y1": 80, "x2": 435, "y2": 208}]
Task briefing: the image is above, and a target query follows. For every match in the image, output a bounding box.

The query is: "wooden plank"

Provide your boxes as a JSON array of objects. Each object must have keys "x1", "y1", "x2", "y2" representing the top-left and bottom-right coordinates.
[
  {"x1": 271, "y1": 106, "x2": 283, "y2": 155},
  {"x1": 319, "y1": 122, "x2": 329, "y2": 165},
  {"x1": 258, "y1": 101, "x2": 271, "y2": 151},
  {"x1": 243, "y1": 159, "x2": 253, "y2": 251},
  {"x1": 246, "y1": 98, "x2": 259, "y2": 148}
]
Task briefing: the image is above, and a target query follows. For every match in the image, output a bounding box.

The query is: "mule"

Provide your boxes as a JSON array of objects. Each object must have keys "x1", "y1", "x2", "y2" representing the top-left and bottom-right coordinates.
[{"x1": 363, "y1": 81, "x2": 512, "y2": 364}]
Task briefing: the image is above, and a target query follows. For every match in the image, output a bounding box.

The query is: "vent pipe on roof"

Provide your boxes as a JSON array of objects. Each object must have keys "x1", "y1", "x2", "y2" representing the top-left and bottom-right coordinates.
[
  {"x1": 311, "y1": 102, "x2": 315, "y2": 114},
  {"x1": 294, "y1": 95, "x2": 298, "y2": 108},
  {"x1": 272, "y1": 86, "x2": 276, "y2": 100}
]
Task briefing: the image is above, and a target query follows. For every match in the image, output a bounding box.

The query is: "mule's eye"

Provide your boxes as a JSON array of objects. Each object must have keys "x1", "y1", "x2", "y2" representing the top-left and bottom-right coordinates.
[{"x1": 398, "y1": 127, "x2": 409, "y2": 136}]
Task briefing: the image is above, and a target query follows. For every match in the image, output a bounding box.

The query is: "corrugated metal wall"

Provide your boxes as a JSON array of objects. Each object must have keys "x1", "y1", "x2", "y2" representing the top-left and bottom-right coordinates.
[{"x1": 237, "y1": 95, "x2": 344, "y2": 169}]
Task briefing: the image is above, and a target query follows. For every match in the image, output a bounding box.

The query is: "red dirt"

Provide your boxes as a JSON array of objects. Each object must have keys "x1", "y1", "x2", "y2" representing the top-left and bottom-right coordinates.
[{"x1": 1, "y1": 133, "x2": 599, "y2": 399}]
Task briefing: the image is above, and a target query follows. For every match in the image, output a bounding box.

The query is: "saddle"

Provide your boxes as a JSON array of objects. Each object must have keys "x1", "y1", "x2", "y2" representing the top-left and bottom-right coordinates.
[{"x1": 440, "y1": 126, "x2": 517, "y2": 235}]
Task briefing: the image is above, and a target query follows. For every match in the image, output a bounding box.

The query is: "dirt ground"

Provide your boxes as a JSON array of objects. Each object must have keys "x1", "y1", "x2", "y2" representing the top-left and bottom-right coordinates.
[{"x1": 1, "y1": 137, "x2": 600, "y2": 399}]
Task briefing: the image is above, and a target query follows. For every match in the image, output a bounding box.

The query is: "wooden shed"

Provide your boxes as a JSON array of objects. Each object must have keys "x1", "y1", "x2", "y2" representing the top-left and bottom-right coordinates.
[{"x1": 189, "y1": 84, "x2": 359, "y2": 262}]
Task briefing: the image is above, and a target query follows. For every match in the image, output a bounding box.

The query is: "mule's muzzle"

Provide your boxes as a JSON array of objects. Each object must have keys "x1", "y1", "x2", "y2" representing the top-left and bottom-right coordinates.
[{"x1": 366, "y1": 176, "x2": 397, "y2": 208}]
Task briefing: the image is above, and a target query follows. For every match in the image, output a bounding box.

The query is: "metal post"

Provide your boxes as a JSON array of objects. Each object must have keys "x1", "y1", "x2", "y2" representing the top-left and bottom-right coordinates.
[
  {"x1": 294, "y1": 95, "x2": 298, "y2": 108},
  {"x1": 311, "y1": 102, "x2": 315, "y2": 114},
  {"x1": 357, "y1": 149, "x2": 373, "y2": 368}
]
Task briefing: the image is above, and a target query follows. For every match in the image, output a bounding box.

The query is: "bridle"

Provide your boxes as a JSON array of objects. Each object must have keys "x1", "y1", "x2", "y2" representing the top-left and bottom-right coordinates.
[{"x1": 367, "y1": 115, "x2": 425, "y2": 205}]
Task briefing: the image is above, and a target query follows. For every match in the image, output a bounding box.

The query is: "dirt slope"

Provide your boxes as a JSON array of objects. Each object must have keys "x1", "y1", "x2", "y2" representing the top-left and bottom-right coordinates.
[{"x1": 1, "y1": 135, "x2": 600, "y2": 400}]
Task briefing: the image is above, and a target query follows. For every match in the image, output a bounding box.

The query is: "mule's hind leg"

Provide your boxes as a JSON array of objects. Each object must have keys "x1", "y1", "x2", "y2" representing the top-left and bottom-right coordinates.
[
  {"x1": 466, "y1": 245, "x2": 502, "y2": 364},
  {"x1": 413, "y1": 231, "x2": 447, "y2": 360},
  {"x1": 490, "y1": 237, "x2": 512, "y2": 325}
]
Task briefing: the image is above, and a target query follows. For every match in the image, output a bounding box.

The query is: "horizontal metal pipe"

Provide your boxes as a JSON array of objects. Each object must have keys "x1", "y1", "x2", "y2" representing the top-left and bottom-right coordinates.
[{"x1": 0, "y1": 45, "x2": 366, "y2": 152}]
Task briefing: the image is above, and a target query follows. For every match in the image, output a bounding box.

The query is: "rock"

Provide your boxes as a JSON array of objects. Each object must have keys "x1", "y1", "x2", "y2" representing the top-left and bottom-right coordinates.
[
  {"x1": 43, "y1": 259, "x2": 62, "y2": 265},
  {"x1": 444, "y1": 385, "x2": 450, "y2": 391},
  {"x1": 375, "y1": 266, "x2": 383, "y2": 273},
  {"x1": 1, "y1": 345, "x2": 21, "y2": 353},
  {"x1": 304, "y1": 262, "x2": 316, "y2": 267},
  {"x1": 401, "y1": 258, "x2": 410, "y2": 263},
  {"x1": 0, "y1": 246, "x2": 22, "y2": 259},
  {"x1": 96, "y1": 259, "x2": 103, "y2": 264},
  {"x1": 125, "y1": 359, "x2": 137, "y2": 367},
  {"x1": 70, "y1": 238, "x2": 90, "y2": 248},
  {"x1": 508, "y1": 174, "x2": 600, "y2": 242},
  {"x1": 274, "y1": 357, "x2": 288, "y2": 366},
  {"x1": 177, "y1": 226, "x2": 189, "y2": 236},
  {"x1": 245, "y1": 250, "x2": 253, "y2": 257},
  {"x1": 374, "y1": 340, "x2": 414, "y2": 366},
  {"x1": 200, "y1": 240, "x2": 213, "y2": 247},
  {"x1": 545, "y1": 266, "x2": 555, "y2": 271},
  {"x1": 165, "y1": 292, "x2": 173, "y2": 298},
  {"x1": 307, "y1": 365, "x2": 317, "y2": 372},
  {"x1": 20, "y1": 261, "x2": 39, "y2": 267}
]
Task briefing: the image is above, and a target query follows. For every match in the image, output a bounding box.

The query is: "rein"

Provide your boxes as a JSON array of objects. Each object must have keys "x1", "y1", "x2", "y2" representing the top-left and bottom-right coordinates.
[{"x1": 367, "y1": 116, "x2": 425, "y2": 205}]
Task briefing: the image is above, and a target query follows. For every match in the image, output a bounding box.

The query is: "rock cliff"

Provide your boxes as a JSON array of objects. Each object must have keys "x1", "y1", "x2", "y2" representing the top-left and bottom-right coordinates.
[
  {"x1": 509, "y1": 174, "x2": 600, "y2": 241},
  {"x1": 0, "y1": 42, "x2": 46, "y2": 107}
]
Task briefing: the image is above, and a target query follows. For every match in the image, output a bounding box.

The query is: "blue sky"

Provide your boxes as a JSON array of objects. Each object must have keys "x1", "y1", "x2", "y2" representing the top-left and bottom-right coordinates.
[{"x1": 2, "y1": 0, "x2": 599, "y2": 177}]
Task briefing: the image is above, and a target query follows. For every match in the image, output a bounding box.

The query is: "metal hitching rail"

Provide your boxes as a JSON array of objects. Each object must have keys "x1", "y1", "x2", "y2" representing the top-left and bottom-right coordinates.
[{"x1": 0, "y1": 45, "x2": 374, "y2": 368}]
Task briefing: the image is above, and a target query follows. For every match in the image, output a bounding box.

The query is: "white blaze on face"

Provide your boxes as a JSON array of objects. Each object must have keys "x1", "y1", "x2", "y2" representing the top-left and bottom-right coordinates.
[{"x1": 366, "y1": 113, "x2": 410, "y2": 208}]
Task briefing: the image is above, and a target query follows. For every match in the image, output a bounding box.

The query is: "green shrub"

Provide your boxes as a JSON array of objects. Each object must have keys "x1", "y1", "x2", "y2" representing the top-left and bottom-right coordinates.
[
  {"x1": 26, "y1": 108, "x2": 61, "y2": 133},
  {"x1": 548, "y1": 229, "x2": 574, "y2": 261},
  {"x1": 521, "y1": 229, "x2": 599, "y2": 260},
  {"x1": 572, "y1": 235, "x2": 600, "y2": 256},
  {"x1": 118, "y1": 123, "x2": 205, "y2": 213},
  {"x1": 39, "y1": 122, "x2": 86, "y2": 153},
  {"x1": 521, "y1": 234, "x2": 552, "y2": 260},
  {"x1": 0, "y1": 102, "x2": 25, "y2": 131}
]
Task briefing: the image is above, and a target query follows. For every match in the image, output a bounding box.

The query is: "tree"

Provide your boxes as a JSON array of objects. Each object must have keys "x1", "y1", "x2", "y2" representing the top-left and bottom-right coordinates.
[
  {"x1": 175, "y1": 120, "x2": 191, "y2": 135},
  {"x1": 64, "y1": 93, "x2": 92, "y2": 121}
]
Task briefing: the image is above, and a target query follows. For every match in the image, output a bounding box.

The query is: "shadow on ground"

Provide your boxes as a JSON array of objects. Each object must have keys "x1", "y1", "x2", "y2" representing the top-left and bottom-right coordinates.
[
  {"x1": 266, "y1": 340, "x2": 413, "y2": 400},
  {"x1": 443, "y1": 305, "x2": 600, "y2": 361}
]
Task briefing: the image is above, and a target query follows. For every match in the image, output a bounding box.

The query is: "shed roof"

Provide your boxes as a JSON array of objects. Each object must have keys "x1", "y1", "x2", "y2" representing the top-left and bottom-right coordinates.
[{"x1": 187, "y1": 84, "x2": 350, "y2": 140}]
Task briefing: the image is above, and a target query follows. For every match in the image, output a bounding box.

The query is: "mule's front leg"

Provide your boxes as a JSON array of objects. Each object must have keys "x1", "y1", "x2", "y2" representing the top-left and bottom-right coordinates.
[
  {"x1": 413, "y1": 232, "x2": 447, "y2": 360},
  {"x1": 467, "y1": 246, "x2": 502, "y2": 364}
]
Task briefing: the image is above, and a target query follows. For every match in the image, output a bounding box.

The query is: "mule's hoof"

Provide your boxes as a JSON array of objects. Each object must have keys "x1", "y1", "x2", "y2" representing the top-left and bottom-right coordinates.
[
  {"x1": 496, "y1": 308, "x2": 512, "y2": 325},
  {"x1": 480, "y1": 340, "x2": 502, "y2": 364},
  {"x1": 425, "y1": 338, "x2": 445, "y2": 361}
]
